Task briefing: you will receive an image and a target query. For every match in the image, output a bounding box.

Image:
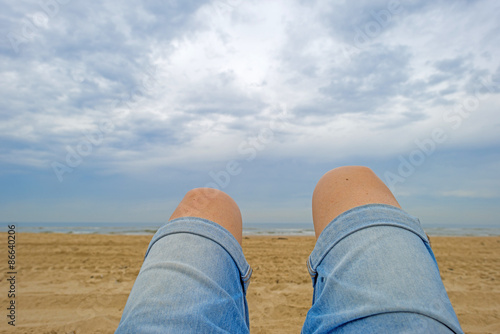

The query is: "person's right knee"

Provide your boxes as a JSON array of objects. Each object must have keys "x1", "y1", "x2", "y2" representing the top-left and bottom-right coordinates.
[{"x1": 312, "y1": 166, "x2": 400, "y2": 238}]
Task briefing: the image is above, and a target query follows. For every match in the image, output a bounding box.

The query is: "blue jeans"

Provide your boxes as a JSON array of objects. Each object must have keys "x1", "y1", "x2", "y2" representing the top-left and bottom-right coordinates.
[{"x1": 115, "y1": 204, "x2": 464, "y2": 333}]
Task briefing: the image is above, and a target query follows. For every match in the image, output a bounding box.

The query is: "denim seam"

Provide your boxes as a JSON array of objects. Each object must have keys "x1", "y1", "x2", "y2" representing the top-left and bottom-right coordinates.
[
  {"x1": 242, "y1": 267, "x2": 252, "y2": 281},
  {"x1": 148, "y1": 230, "x2": 248, "y2": 274},
  {"x1": 146, "y1": 218, "x2": 252, "y2": 291},
  {"x1": 309, "y1": 222, "x2": 429, "y2": 274},
  {"x1": 349, "y1": 310, "x2": 463, "y2": 334},
  {"x1": 308, "y1": 204, "x2": 429, "y2": 274}
]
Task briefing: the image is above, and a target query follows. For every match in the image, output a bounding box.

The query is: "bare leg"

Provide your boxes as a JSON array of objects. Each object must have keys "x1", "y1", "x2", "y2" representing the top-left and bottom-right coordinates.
[
  {"x1": 312, "y1": 166, "x2": 401, "y2": 238},
  {"x1": 169, "y1": 188, "x2": 243, "y2": 245},
  {"x1": 116, "y1": 187, "x2": 250, "y2": 333},
  {"x1": 304, "y1": 166, "x2": 463, "y2": 333}
]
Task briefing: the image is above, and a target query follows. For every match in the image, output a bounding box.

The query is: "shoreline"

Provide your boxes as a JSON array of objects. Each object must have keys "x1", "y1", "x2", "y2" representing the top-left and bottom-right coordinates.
[{"x1": 9, "y1": 227, "x2": 500, "y2": 237}]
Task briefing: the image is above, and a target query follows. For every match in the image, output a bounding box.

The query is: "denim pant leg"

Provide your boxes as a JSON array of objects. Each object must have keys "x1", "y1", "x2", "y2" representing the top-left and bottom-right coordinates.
[
  {"x1": 302, "y1": 204, "x2": 464, "y2": 334},
  {"x1": 115, "y1": 217, "x2": 252, "y2": 334}
]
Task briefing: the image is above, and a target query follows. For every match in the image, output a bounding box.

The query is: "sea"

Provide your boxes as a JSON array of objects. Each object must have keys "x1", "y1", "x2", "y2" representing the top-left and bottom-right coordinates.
[{"x1": 6, "y1": 222, "x2": 500, "y2": 236}]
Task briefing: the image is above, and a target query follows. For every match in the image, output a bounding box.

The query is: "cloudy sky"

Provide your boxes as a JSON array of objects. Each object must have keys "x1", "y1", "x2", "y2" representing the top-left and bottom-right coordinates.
[{"x1": 1, "y1": 0, "x2": 499, "y2": 228}]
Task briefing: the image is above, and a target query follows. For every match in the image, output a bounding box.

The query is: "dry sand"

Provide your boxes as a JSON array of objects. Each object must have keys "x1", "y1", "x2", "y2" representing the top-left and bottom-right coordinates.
[{"x1": 0, "y1": 233, "x2": 498, "y2": 334}]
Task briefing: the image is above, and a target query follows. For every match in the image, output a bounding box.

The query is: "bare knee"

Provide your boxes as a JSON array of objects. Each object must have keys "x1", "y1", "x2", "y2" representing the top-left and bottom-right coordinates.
[
  {"x1": 312, "y1": 166, "x2": 400, "y2": 238},
  {"x1": 317, "y1": 166, "x2": 374, "y2": 183},
  {"x1": 182, "y1": 187, "x2": 232, "y2": 209},
  {"x1": 313, "y1": 166, "x2": 376, "y2": 203},
  {"x1": 169, "y1": 188, "x2": 243, "y2": 244}
]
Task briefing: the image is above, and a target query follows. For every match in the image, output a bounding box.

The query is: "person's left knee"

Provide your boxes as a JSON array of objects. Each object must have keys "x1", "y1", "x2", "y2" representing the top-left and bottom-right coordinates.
[
  {"x1": 183, "y1": 187, "x2": 228, "y2": 209},
  {"x1": 169, "y1": 188, "x2": 243, "y2": 244}
]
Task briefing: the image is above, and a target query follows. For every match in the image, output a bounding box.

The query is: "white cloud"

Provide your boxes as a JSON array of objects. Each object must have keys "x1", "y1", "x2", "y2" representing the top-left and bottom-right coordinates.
[
  {"x1": 1, "y1": 0, "x2": 499, "y2": 225},
  {"x1": 439, "y1": 190, "x2": 498, "y2": 199}
]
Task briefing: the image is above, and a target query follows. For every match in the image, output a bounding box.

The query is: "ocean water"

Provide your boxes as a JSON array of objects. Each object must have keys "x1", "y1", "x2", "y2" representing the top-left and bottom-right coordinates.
[{"x1": 6, "y1": 222, "x2": 500, "y2": 236}]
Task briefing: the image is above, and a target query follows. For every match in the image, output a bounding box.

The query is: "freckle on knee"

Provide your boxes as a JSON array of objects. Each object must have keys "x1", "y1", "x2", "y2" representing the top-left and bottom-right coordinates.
[
  {"x1": 319, "y1": 166, "x2": 372, "y2": 182},
  {"x1": 314, "y1": 166, "x2": 371, "y2": 193}
]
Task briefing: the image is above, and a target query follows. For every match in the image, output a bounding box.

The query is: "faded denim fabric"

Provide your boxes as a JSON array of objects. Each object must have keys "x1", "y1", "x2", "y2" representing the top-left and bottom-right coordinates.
[
  {"x1": 116, "y1": 205, "x2": 464, "y2": 333},
  {"x1": 115, "y1": 217, "x2": 251, "y2": 333},
  {"x1": 302, "y1": 204, "x2": 464, "y2": 334}
]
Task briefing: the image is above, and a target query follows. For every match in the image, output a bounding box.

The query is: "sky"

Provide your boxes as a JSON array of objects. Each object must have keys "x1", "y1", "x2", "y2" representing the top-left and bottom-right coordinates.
[{"x1": 1, "y1": 0, "x2": 499, "y2": 228}]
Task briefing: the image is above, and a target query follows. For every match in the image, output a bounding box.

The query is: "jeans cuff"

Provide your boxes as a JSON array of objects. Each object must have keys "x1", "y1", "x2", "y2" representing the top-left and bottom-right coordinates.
[
  {"x1": 307, "y1": 204, "x2": 429, "y2": 281},
  {"x1": 146, "y1": 217, "x2": 252, "y2": 292}
]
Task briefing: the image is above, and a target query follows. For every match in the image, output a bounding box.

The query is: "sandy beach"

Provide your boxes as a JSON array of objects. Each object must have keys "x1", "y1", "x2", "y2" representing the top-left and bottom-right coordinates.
[{"x1": 0, "y1": 233, "x2": 498, "y2": 333}]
